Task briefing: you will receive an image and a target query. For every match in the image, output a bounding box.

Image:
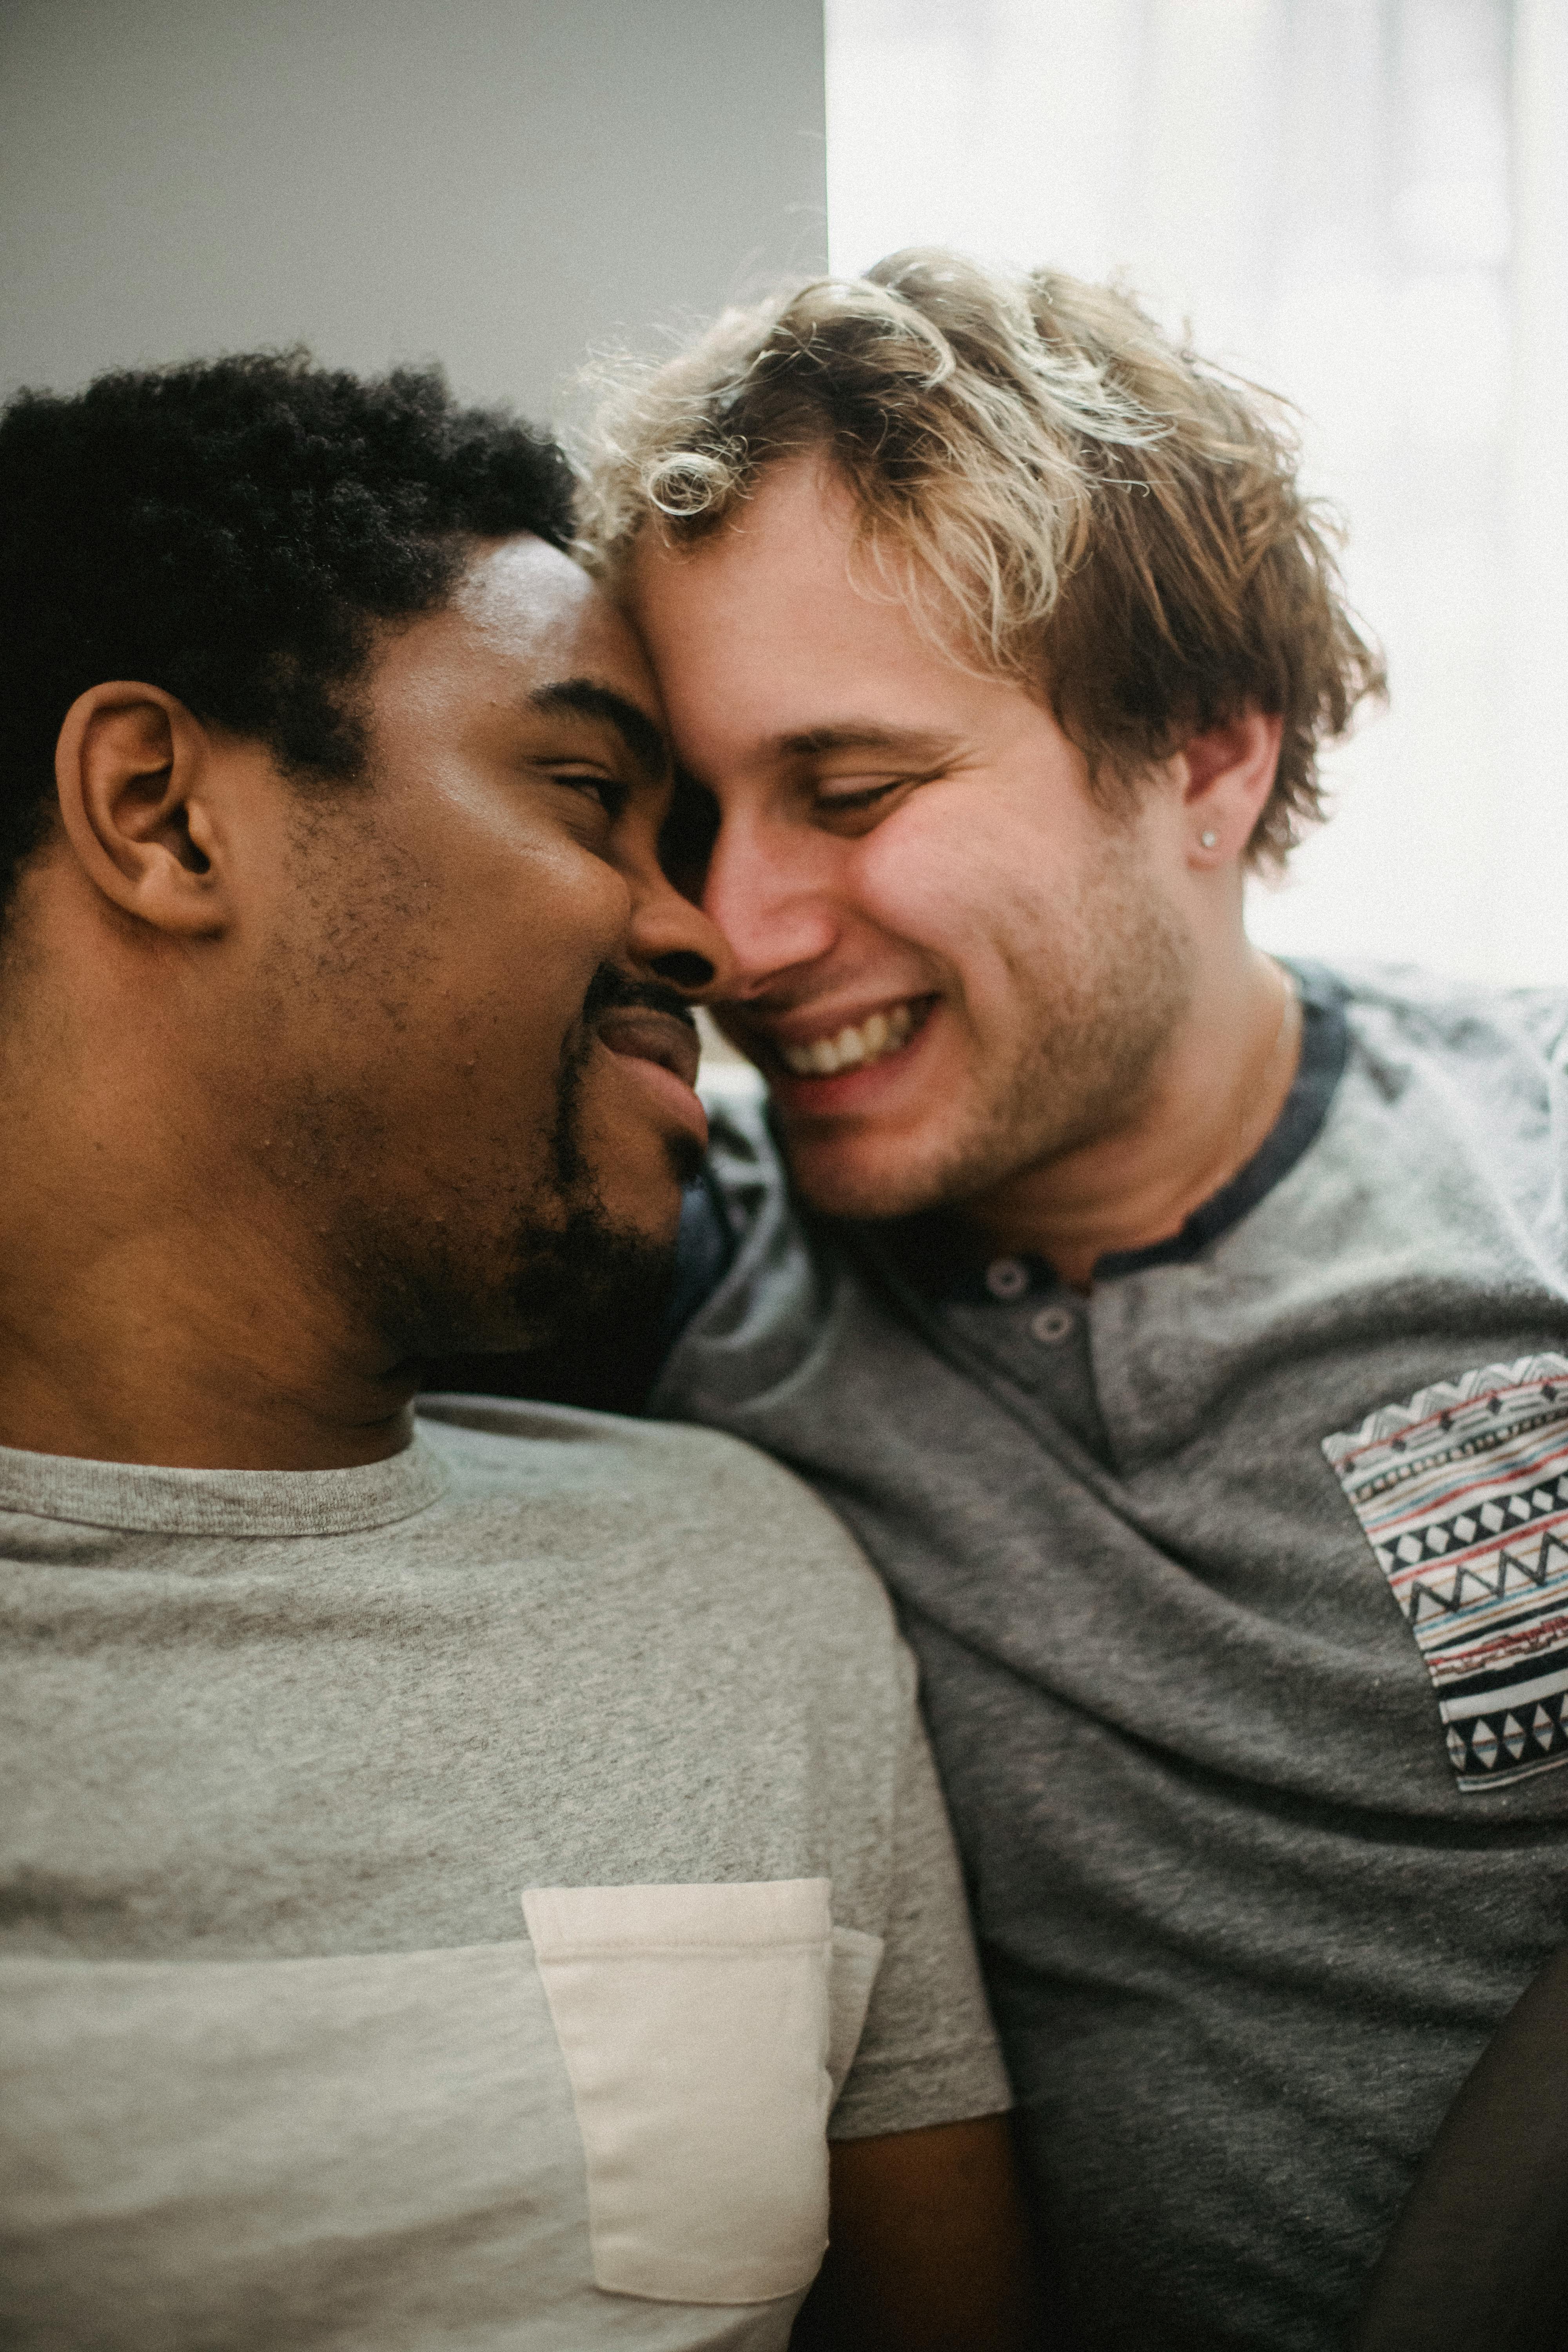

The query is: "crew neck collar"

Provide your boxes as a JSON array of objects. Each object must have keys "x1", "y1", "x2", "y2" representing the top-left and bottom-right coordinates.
[{"x1": 0, "y1": 1413, "x2": 450, "y2": 1537}]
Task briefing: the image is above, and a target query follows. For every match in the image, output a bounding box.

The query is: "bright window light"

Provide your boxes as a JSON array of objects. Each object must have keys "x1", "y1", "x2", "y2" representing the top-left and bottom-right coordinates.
[{"x1": 827, "y1": 0, "x2": 1568, "y2": 984}]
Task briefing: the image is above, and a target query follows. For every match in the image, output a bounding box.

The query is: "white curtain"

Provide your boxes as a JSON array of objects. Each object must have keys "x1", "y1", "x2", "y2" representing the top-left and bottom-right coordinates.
[{"x1": 826, "y1": 0, "x2": 1568, "y2": 986}]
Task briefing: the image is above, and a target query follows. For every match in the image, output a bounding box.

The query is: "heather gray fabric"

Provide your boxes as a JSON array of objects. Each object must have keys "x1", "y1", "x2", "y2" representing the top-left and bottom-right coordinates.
[
  {"x1": 653, "y1": 965, "x2": 1568, "y2": 2352},
  {"x1": 0, "y1": 1401, "x2": 1008, "y2": 2350}
]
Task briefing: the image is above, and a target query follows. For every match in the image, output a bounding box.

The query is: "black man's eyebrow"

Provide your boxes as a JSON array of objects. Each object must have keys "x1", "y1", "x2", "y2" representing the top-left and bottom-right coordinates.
[{"x1": 526, "y1": 679, "x2": 670, "y2": 783}]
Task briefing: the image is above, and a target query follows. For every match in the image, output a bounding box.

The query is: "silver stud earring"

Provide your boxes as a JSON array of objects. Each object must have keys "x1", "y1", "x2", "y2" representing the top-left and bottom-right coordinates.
[{"x1": 1200, "y1": 829, "x2": 1219, "y2": 849}]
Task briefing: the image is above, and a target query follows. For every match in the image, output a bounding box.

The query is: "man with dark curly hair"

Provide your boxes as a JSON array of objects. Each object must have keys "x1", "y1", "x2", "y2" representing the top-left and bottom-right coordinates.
[
  {"x1": 0, "y1": 354, "x2": 1036, "y2": 2351},
  {"x1": 575, "y1": 254, "x2": 1568, "y2": 2352}
]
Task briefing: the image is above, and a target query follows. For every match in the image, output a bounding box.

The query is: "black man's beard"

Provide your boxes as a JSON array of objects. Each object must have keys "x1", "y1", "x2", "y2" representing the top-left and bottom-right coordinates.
[{"x1": 417, "y1": 965, "x2": 702, "y2": 1412}]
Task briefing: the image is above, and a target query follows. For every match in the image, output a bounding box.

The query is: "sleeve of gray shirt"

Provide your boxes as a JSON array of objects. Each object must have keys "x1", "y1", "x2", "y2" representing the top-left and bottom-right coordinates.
[{"x1": 829, "y1": 1664, "x2": 1014, "y2": 2140}]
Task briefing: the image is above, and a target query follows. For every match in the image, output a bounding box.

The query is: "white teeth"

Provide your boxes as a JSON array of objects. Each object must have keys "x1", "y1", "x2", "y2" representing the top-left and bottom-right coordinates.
[{"x1": 780, "y1": 1002, "x2": 918, "y2": 1078}]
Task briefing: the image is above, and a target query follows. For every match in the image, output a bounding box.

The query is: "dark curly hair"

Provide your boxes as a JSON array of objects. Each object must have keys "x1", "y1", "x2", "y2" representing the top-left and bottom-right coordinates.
[{"x1": 0, "y1": 349, "x2": 577, "y2": 926}]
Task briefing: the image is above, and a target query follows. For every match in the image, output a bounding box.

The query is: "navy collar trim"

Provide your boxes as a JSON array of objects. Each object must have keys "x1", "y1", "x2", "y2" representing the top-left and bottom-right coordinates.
[
  {"x1": 870, "y1": 960, "x2": 1350, "y2": 1303},
  {"x1": 1090, "y1": 958, "x2": 1348, "y2": 1279}
]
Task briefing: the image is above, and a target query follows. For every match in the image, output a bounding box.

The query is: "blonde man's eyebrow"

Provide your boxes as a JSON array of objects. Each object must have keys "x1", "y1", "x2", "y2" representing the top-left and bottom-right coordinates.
[{"x1": 777, "y1": 723, "x2": 964, "y2": 763}]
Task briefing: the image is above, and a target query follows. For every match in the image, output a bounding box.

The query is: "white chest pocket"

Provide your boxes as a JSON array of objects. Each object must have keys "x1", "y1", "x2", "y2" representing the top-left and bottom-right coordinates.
[{"x1": 523, "y1": 1878, "x2": 875, "y2": 2307}]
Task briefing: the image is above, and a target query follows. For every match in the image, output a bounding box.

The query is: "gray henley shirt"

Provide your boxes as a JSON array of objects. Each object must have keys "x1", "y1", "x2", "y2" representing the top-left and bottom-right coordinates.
[{"x1": 655, "y1": 962, "x2": 1568, "y2": 2352}]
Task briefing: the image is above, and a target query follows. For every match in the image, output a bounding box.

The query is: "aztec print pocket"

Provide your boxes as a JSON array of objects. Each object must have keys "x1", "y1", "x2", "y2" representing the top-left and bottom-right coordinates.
[{"x1": 1324, "y1": 1354, "x2": 1568, "y2": 1791}]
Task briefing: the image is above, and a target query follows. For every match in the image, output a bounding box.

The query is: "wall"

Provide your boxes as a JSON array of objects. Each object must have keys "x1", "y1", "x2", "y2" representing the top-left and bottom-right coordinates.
[{"x1": 0, "y1": 0, "x2": 827, "y2": 424}]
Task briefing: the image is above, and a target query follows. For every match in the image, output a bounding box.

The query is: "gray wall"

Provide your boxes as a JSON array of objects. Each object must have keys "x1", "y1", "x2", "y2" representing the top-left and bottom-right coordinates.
[{"x1": 0, "y1": 0, "x2": 827, "y2": 423}]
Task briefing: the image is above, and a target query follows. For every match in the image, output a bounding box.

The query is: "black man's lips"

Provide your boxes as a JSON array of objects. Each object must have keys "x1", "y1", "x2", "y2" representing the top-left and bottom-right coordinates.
[{"x1": 595, "y1": 1006, "x2": 702, "y2": 1092}]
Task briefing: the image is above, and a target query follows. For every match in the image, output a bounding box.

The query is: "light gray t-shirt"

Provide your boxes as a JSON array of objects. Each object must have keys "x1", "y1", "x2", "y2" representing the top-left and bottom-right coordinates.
[
  {"x1": 0, "y1": 1399, "x2": 1008, "y2": 2351},
  {"x1": 655, "y1": 964, "x2": 1568, "y2": 2352}
]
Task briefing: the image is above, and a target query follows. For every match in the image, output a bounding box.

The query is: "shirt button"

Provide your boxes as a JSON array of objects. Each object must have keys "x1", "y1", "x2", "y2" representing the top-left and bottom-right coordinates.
[
  {"x1": 1031, "y1": 1304, "x2": 1075, "y2": 1345},
  {"x1": 985, "y1": 1256, "x2": 1029, "y2": 1300}
]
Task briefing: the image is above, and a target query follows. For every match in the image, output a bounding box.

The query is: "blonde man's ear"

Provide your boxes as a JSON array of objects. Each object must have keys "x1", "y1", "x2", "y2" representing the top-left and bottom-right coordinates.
[{"x1": 1174, "y1": 708, "x2": 1285, "y2": 869}]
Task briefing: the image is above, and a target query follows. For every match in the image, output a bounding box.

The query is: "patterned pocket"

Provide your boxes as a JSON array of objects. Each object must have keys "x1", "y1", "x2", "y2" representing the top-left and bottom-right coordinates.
[{"x1": 1323, "y1": 1354, "x2": 1568, "y2": 1791}]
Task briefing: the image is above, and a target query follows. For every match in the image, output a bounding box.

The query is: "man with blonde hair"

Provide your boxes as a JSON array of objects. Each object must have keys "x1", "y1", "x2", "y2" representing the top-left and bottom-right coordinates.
[{"x1": 572, "y1": 254, "x2": 1568, "y2": 2350}]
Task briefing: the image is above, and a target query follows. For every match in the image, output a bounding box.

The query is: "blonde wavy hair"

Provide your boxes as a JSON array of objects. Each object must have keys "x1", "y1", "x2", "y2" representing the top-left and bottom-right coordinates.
[{"x1": 578, "y1": 250, "x2": 1385, "y2": 869}]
